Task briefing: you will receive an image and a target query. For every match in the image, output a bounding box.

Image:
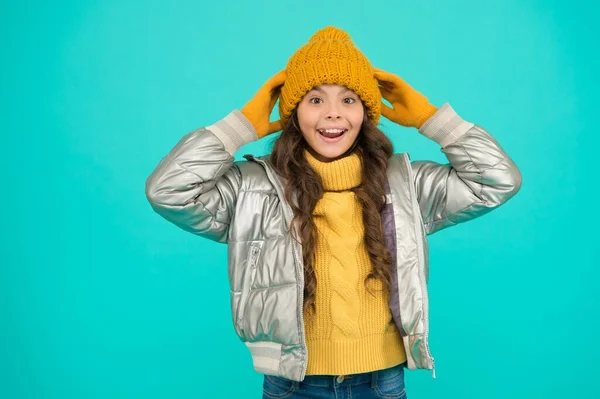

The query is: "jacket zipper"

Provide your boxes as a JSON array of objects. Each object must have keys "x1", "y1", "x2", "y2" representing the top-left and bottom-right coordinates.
[
  {"x1": 246, "y1": 156, "x2": 308, "y2": 380},
  {"x1": 237, "y1": 243, "x2": 260, "y2": 324},
  {"x1": 403, "y1": 153, "x2": 436, "y2": 379}
]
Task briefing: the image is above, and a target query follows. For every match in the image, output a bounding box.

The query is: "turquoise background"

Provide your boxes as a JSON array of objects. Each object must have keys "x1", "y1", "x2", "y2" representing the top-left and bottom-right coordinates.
[{"x1": 2, "y1": 0, "x2": 597, "y2": 398}]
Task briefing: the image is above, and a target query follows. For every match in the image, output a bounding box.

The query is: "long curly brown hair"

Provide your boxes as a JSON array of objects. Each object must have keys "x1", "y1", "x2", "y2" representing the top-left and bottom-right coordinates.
[{"x1": 269, "y1": 106, "x2": 395, "y2": 315}]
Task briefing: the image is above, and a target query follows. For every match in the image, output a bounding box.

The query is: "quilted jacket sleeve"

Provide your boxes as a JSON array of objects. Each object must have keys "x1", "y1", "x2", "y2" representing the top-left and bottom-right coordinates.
[
  {"x1": 145, "y1": 110, "x2": 257, "y2": 243},
  {"x1": 411, "y1": 103, "x2": 523, "y2": 235}
]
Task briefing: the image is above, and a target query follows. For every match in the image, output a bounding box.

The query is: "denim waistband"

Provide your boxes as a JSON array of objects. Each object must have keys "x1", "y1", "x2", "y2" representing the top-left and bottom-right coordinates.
[{"x1": 300, "y1": 362, "x2": 406, "y2": 388}]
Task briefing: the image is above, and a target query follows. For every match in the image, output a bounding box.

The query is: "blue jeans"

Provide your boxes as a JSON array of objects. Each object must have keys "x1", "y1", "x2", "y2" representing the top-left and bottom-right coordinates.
[{"x1": 262, "y1": 362, "x2": 407, "y2": 399}]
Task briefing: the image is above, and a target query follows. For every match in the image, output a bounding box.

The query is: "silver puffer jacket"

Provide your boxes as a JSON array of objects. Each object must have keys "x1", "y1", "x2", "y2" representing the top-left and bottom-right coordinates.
[{"x1": 145, "y1": 103, "x2": 522, "y2": 382}]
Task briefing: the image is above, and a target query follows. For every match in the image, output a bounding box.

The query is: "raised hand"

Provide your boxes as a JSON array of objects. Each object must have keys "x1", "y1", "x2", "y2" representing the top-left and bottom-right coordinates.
[
  {"x1": 374, "y1": 68, "x2": 438, "y2": 129},
  {"x1": 241, "y1": 69, "x2": 287, "y2": 138}
]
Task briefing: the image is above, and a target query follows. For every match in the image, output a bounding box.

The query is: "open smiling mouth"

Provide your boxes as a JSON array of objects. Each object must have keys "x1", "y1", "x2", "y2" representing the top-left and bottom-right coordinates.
[{"x1": 317, "y1": 128, "x2": 348, "y2": 140}]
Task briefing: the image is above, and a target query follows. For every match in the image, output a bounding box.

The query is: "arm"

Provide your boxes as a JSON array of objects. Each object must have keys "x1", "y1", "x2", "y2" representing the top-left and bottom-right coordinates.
[
  {"x1": 145, "y1": 110, "x2": 257, "y2": 243},
  {"x1": 412, "y1": 103, "x2": 522, "y2": 235},
  {"x1": 145, "y1": 69, "x2": 285, "y2": 242}
]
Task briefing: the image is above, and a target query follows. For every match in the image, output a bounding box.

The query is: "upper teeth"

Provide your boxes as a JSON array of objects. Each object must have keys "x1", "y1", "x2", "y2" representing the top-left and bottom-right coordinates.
[{"x1": 320, "y1": 129, "x2": 345, "y2": 134}]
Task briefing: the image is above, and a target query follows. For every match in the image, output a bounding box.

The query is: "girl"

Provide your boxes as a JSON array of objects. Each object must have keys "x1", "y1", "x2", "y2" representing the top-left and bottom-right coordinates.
[{"x1": 146, "y1": 26, "x2": 522, "y2": 399}]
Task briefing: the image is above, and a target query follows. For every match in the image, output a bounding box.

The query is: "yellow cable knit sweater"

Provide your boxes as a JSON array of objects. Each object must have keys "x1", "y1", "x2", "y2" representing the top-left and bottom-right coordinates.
[{"x1": 303, "y1": 149, "x2": 407, "y2": 376}]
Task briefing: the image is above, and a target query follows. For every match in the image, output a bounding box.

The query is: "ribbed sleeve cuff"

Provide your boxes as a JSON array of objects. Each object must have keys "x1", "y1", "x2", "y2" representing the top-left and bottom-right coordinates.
[
  {"x1": 205, "y1": 109, "x2": 258, "y2": 156},
  {"x1": 418, "y1": 103, "x2": 475, "y2": 148}
]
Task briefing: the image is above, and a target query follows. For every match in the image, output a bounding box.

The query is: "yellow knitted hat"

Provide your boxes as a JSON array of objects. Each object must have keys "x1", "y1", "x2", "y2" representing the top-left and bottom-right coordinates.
[{"x1": 278, "y1": 26, "x2": 381, "y2": 128}]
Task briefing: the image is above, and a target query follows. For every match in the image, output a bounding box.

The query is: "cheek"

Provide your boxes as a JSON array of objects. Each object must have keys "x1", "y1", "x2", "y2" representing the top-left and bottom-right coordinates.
[
  {"x1": 296, "y1": 115, "x2": 313, "y2": 142},
  {"x1": 347, "y1": 129, "x2": 361, "y2": 143},
  {"x1": 300, "y1": 129, "x2": 312, "y2": 143},
  {"x1": 351, "y1": 110, "x2": 365, "y2": 128},
  {"x1": 296, "y1": 105, "x2": 313, "y2": 128}
]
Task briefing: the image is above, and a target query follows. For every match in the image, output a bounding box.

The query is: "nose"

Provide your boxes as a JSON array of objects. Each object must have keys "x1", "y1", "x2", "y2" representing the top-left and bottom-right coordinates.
[{"x1": 325, "y1": 104, "x2": 342, "y2": 120}]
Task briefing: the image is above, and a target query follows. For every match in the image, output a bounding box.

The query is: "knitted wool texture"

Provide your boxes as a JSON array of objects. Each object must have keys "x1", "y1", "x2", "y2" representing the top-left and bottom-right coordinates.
[
  {"x1": 278, "y1": 26, "x2": 381, "y2": 128},
  {"x1": 303, "y1": 149, "x2": 406, "y2": 375}
]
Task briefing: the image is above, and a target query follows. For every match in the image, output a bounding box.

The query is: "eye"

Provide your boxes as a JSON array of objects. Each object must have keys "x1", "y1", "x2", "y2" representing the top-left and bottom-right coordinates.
[
  {"x1": 344, "y1": 97, "x2": 357, "y2": 104},
  {"x1": 309, "y1": 97, "x2": 322, "y2": 104}
]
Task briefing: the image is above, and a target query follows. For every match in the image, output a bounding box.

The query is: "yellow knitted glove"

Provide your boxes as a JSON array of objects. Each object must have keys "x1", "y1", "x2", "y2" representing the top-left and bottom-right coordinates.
[
  {"x1": 241, "y1": 69, "x2": 286, "y2": 138},
  {"x1": 373, "y1": 68, "x2": 438, "y2": 129}
]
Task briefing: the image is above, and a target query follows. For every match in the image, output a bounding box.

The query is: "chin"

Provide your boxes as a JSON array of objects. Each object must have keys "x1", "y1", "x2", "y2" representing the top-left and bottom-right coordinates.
[{"x1": 312, "y1": 146, "x2": 352, "y2": 161}]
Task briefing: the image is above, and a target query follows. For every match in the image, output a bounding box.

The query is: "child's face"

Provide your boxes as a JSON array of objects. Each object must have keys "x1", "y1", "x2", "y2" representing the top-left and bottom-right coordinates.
[{"x1": 296, "y1": 84, "x2": 364, "y2": 162}]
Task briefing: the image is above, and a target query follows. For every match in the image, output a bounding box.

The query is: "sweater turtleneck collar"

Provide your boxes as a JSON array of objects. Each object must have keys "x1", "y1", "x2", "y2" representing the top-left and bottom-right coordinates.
[{"x1": 304, "y1": 149, "x2": 362, "y2": 191}]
